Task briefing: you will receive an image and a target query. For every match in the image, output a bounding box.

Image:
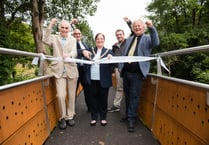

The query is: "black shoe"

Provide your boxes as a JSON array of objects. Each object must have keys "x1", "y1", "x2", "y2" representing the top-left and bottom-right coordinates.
[
  {"x1": 90, "y1": 120, "x2": 97, "y2": 126},
  {"x1": 67, "y1": 119, "x2": 75, "y2": 126},
  {"x1": 59, "y1": 119, "x2": 67, "y2": 129},
  {"x1": 108, "y1": 106, "x2": 120, "y2": 112},
  {"x1": 128, "y1": 120, "x2": 136, "y2": 133},
  {"x1": 120, "y1": 117, "x2": 128, "y2": 122}
]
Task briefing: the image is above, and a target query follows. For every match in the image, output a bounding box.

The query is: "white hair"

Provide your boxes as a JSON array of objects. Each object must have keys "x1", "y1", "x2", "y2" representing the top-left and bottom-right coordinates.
[
  {"x1": 58, "y1": 20, "x2": 71, "y2": 29},
  {"x1": 131, "y1": 19, "x2": 147, "y2": 30}
]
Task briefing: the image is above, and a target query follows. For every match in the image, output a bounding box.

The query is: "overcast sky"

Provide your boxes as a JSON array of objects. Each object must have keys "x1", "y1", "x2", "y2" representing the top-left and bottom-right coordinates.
[{"x1": 87, "y1": 0, "x2": 151, "y2": 48}]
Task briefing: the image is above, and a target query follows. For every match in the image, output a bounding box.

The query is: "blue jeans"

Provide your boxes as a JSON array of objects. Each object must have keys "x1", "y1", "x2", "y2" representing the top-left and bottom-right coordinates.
[{"x1": 122, "y1": 72, "x2": 144, "y2": 121}]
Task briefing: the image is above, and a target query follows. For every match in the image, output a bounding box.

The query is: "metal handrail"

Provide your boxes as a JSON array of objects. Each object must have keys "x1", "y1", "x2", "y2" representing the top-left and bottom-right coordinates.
[
  {"x1": 152, "y1": 44, "x2": 209, "y2": 57},
  {"x1": 0, "y1": 47, "x2": 52, "y2": 76},
  {"x1": 151, "y1": 44, "x2": 209, "y2": 74},
  {"x1": 2, "y1": 44, "x2": 209, "y2": 76},
  {"x1": 0, "y1": 47, "x2": 42, "y2": 57},
  {"x1": 0, "y1": 75, "x2": 53, "y2": 91},
  {"x1": 149, "y1": 73, "x2": 209, "y2": 89}
]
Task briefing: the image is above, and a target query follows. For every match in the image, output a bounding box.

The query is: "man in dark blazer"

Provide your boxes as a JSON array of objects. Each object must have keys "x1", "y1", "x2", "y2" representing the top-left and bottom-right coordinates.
[
  {"x1": 73, "y1": 29, "x2": 91, "y2": 111},
  {"x1": 119, "y1": 19, "x2": 160, "y2": 133}
]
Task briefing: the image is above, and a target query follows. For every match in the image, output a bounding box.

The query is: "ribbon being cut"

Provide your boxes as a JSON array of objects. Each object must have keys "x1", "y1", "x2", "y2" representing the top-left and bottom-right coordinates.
[{"x1": 34, "y1": 54, "x2": 169, "y2": 73}]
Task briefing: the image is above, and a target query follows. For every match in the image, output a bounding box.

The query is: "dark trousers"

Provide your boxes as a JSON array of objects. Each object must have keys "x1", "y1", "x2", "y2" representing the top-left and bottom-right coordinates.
[
  {"x1": 122, "y1": 71, "x2": 144, "y2": 121},
  {"x1": 89, "y1": 80, "x2": 109, "y2": 120},
  {"x1": 77, "y1": 66, "x2": 90, "y2": 110}
]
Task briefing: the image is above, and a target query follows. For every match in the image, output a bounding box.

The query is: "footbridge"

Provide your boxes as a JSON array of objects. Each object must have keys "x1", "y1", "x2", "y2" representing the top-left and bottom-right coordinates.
[{"x1": 0, "y1": 45, "x2": 209, "y2": 145}]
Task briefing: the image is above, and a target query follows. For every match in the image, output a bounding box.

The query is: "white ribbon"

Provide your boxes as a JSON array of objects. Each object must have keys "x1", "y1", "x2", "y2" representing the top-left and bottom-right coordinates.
[
  {"x1": 34, "y1": 55, "x2": 170, "y2": 73},
  {"x1": 45, "y1": 57, "x2": 94, "y2": 64},
  {"x1": 98, "y1": 56, "x2": 157, "y2": 64},
  {"x1": 158, "y1": 56, "x2": 170, "y2": 73},
  {"x1": 43, "y1": 56, "x2": 157, "y2": 64}
]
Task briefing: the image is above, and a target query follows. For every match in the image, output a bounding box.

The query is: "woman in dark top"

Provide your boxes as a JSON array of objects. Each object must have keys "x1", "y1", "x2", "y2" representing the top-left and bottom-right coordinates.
[{"x1": 80, "y1": 33, "x2": 113, "y2": 126}]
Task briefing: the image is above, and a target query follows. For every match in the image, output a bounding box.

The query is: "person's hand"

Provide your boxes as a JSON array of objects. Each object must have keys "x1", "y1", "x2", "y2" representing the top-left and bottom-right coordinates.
[
  {"x1": 48, "y1": 18, "x2": 57, "y2": 29},
  {"x1": 107, "y1": 54, "x2": 112, "y2": 59},
  {"x1": 145, "y1": 20, "x2": 153, "y2": 28},
  {"x1": 123, "y1": 17, "x2": 130, "y2": 22},
  {"x1": 71, "y1": 18, "x2": 78, "y2": 25},
  {"x1": 50, "y1": 18, "x2": 57, "y2": 26},
  {"x1": 63, "y1": 53, "x2": 71, "y2": 58},
  {"x1": 83, "y1": 50, "x2": 92, "y2": 60}
]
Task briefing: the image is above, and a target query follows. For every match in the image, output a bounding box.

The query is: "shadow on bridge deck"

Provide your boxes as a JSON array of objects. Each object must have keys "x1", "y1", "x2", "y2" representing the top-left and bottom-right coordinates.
[{"x1": 44, "y1": 87, "x2": 160, "y2": 145}]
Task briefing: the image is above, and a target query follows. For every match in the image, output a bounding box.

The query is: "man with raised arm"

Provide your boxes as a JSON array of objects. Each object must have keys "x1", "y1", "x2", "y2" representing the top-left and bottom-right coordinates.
[
  {"x1": 43, "y1": 18, "x2": 78, "y2": 129},
  {"x1": 119, "y1": 19, "x2": 160, "y2": 132}
]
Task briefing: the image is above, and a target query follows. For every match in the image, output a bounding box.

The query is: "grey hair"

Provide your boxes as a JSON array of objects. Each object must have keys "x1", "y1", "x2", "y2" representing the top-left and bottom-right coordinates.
[
  {"x1": 58, "y1": 20, "x2": 71, "y2": 29},
  {"x1": 131, "y1": 19, "x2": 147, "y2": 30}
]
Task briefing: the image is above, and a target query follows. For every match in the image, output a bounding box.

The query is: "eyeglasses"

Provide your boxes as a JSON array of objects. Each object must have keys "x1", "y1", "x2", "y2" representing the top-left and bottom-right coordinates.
[{"x1": 61, "y1": 26, "x2": 69, "y2": 29}]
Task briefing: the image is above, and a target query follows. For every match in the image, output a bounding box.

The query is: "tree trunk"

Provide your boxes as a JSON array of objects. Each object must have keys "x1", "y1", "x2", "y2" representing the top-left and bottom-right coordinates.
[
  {"x1": 31, "y1": 0, "x2": 45, "y2": 53},
  {"x1": 31, "y1": 0, "x2": 49, "y2": 75}
]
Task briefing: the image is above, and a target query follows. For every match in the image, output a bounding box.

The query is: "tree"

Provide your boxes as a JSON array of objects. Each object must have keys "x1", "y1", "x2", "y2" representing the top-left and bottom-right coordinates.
[
  {"x1": 147, "y1": 0, "x2": 209, "y2": 83},
  {"x1": 0, "y1": 0, "x2": 100, "y2": 85},
  {"x1": 0, "y1": 0, "x2": 100, "y2": 52},
  {"x1": 32, "y1": 0, "x2": 100, "y2": 53}
]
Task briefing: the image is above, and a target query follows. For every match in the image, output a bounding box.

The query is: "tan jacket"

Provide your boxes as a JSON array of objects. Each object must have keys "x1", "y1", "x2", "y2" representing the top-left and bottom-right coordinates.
[{"x1": 43, "y1": 28, "x2": 78, "y2": 79}]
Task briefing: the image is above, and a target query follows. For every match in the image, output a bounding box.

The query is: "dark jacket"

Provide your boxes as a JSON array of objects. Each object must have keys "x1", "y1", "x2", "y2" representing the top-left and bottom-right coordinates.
[
  {"x1": 112, "y1": 40, "x2": 126, "y2": 69},
  {"x1": 76, "y1": 41, "x2": 90, "y2": 67},
  {"x1": 82, "y1": 47, "x2": 113, "y2": 88},
  {"x1": 119, "y1": 26, "x2": 160, "y2": 77}
]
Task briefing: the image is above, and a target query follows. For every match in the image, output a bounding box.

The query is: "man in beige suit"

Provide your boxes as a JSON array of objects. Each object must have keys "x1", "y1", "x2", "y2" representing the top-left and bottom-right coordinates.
[{"x1": 43, "y1": 18, "x2": 78, "y2": 129}]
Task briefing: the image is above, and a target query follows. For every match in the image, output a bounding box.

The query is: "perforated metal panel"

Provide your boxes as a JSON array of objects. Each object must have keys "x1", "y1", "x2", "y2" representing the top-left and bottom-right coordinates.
[
  {"x1": 156, "y1": 78, "x2": 209, "y2": 143},
  {"x1": 139, "y1": 76, "x2": 209, "y2": 145},
  {"x1": 0, "y1": 81, "x2": 44, "y2": 143},
  {"x1": 47, "y1": 100, "x2": 60, "y2": 131},
  {"x1": 139, "y1": 77, "x2": 157, "y2": 128},
  {"x1": 0, "y1": 78, "x2": 59, "y2": 145},
  {"x1": 154, "y1": 108, "x2": 206, "y2": 145},
  {"x1": 2, "y1": 110, "x2": 48, "y2": 145}
]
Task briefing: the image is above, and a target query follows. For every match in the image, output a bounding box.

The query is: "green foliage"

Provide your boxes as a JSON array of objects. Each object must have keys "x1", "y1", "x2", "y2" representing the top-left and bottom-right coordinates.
[
  {"x1": 0, "y1": 22, "x2": 16, "y2": 85},
  {"x1": 0, "y1": 55, "x2": 16, "y2": 85},
  {"x1": 0, "y1": 0, "x2": 99, "y2": 85},
  {"x1": 152, "y1": 32, "x2": 188, "y2": 54},
  {"x1": 43, "y1": 0, "x2": 99, "y2": 48},
  {"x1": 0, "y1": 21, "x2": 36, "y2": 86},
  {"x1": 10, "y1": 22, "x2": 35, "y2": 52},
  {"x1": 147, "y1": 0, "x2": 209, "y2": 83},
  {"x1": 196, "y1": 70, "x2": 209, "y2": 83},
  {"x1": 74, "y1": 20, "x2": 95, "y2": 47},
  {"x1": 0, "y1": 0, "x2": 31, "y2": 25},
  {"x1": 44, "y1": 0, "x2": 100, "y2": 21}
]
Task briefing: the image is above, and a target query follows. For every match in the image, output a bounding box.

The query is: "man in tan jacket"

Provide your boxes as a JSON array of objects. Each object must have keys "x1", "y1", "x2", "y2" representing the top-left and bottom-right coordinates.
[{"x1": 43, "y1": 18, "x2": 78, "y2": 129}]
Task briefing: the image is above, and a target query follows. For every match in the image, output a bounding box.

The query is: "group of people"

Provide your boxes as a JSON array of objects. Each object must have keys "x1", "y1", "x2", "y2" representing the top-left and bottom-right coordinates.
[{"x1": 42, "y1": 16, "x2": 159, "y2": 133}]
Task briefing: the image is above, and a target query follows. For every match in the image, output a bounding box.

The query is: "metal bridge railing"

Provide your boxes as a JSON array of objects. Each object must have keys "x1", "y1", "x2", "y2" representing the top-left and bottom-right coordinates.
[
  {"x1": 152, "y1": 44, "x2": 209, "y2": 75},
  {"x1": 1, "y1": 45, "x2": 209, "y2": 145},
  {"x1": 153, "y1": 44, "x2": 209, "y2": 57},
  {"x1": 0, "y1": 47, "x2": 53, "y2": 77}
]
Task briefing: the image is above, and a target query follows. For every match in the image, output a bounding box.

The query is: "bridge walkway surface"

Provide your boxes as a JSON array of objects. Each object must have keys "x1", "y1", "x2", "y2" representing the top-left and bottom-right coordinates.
[{"x1": 44, "y1": 87, "x2": 160, "y2": 145}]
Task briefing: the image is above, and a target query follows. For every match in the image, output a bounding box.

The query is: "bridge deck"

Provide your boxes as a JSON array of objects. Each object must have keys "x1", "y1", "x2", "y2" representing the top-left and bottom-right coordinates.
[{"x1": 44, "y1": 87, "x2": 160, "y2": 145}]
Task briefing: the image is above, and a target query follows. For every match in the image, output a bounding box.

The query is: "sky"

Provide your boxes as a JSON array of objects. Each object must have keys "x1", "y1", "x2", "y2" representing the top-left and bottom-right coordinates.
[{"x1": 87, "y1": 0, "x2": 151, "y2": 48}]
